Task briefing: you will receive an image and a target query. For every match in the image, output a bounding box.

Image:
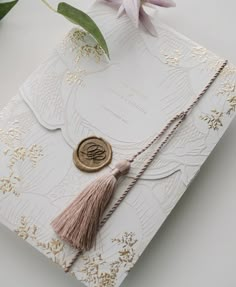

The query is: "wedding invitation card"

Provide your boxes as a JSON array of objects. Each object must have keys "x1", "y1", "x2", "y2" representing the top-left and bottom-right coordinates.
[{"x1": 0, "y1": 2, "x2": 236, "y2": 287}]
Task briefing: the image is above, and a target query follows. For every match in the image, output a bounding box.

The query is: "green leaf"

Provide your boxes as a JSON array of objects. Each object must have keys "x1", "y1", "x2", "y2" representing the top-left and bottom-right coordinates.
[
  {"x1": 57, "y1": 2, "x2": 109, "y2": 58},
  {"x1": 0, "y1": 0, "x2": 18, "y2": 21}
]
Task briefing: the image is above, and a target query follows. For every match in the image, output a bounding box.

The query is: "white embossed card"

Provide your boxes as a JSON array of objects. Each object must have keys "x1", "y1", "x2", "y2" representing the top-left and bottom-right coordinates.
[{"x1": 0, "y1": 2, "x2": 236, "y2": 287}]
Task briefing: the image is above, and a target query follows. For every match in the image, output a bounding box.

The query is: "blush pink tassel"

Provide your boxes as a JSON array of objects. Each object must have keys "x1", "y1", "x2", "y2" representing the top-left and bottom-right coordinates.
[{"x1": 51, "y1": 160, "x2": 130, "y2": 251}]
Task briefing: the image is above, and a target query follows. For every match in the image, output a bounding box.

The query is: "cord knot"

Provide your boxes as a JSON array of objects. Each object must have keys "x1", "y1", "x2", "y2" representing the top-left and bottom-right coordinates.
[{"x1": 112, "y1": 160, "x2": 131, "y2": 178}]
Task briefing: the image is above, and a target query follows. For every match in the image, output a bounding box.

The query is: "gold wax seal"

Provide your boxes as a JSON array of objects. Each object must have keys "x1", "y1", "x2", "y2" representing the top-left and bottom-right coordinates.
[{"x1": 73, "y1": 136, "x2": 112, "y2": 172}]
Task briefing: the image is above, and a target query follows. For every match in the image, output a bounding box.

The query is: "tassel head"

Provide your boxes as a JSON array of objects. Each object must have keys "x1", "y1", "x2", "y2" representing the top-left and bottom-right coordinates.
[{"x1": 51, "y1": 160, "x2": 130, "y2": 251}]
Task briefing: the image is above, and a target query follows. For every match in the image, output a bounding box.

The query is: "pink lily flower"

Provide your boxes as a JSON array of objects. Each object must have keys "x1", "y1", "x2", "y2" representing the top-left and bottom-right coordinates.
[{"x1": 105, "y1": 0, "x2": 176, "y2": 36}]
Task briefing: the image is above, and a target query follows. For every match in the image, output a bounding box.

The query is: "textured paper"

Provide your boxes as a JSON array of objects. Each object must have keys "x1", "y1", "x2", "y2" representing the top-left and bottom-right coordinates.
[{"x1": 1, "y1": 2, "x2": 236, "y2": 287}]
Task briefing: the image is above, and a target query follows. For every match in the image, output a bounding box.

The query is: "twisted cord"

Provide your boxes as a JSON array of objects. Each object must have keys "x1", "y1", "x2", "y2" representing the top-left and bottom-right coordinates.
[
  {"x1": 130, "y1": 60, "x2": 228, "y2": 163},
  {"x1": 65, "y1": 60, "x2": 227, "y2": 272},
  {"x1": 100, "y1": 114, "x2": 185, "y2": 227}
]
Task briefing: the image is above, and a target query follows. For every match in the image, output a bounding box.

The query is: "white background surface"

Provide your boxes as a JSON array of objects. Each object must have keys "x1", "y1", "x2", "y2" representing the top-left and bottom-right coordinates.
[{"x1": 1, "y1": 1, "x2": 236, "y2": 286}]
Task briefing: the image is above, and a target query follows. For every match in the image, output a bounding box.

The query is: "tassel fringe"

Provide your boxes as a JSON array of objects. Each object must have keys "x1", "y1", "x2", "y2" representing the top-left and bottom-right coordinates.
[{"x1": 51, "y1": 160, "x2": 130, "y2": 251}]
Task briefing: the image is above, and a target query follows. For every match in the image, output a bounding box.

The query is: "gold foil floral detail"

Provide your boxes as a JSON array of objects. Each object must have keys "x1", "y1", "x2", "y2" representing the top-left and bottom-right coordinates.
[
  {"x1": 226, "y1": 95, "x2": 236, "y2": 115},
  {"x1": 0, "y1": 173, "x2": 20, "y2": 196},
  {"x1": 80, "y1": 232, "x2": 138, "y2": 287},
  {"x1": 191, "y1": 46, "x2": 208, "y2": 62},
  {"x1": 15, "y1": 216, "x2": 37, "y2": 240},
  {"x1": 62, "y1": 29, "x2": 104, "y2": 64},
  {"x1": 191, "y1": 45, "x2": 223, "y2": 72},
  {"x1": 37, "y1": 239, "x2": 64, "y2": 257},
  {"x1": 15, "y1": 216, "x2": 67, "y2": 268},
  {"x1": 200, "y1": 109, "x2": 223, "y2": 130},
  {"x1": 160, "y1": 49, "x2": 181, "y2": 67},
  {"x1": 219, "y1": 64, "x2": 236, "y2": 78},
  {"x1": 70, "y1": 29, "x2": 87, "y2": 43},
  {"x1": 217, "y1": 82, "x2": 235, "y2": 97},
  {"x1": 79, "y1": 44, "x2": 104, "y2": 63},
  {"x1": 66, "y1": 69, "x2": 86, "y2": 85},
  {"x1": 0, "y1": 126, "x2": 21, "y2": 148},
  {"x1": 218, "y1": 82, "x2": 236, "y2": 116},
  {"x1": 199, "y1": 62, "x2": 236, "y2": 129},
  {"x1": 6, "y1": 144, "x2": 43, "y2": 169},
  {"x1": 62, "y1": 29, "x2": 104, "y2": 86},
  {"x1": 0, "y1": 128, "x2": 43, "y2": 196},
  {"x1": 67, "y1": 29, "x2": 104, "y2": 63}
]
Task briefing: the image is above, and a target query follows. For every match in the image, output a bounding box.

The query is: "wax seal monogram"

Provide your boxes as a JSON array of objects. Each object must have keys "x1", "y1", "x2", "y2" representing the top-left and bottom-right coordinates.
[{"x1": 73, "y1": 136, "x2": 112, "y2": 172}]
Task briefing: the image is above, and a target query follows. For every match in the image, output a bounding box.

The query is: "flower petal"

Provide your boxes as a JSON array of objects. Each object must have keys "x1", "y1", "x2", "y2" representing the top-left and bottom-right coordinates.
[
  {"x1": 148, "y1": 0, "x2": 176, "y2": 8},
  {"x1": 139, "y1": 7, "x2": 157, "y2": 36},
  {"x1": 117, "y1": 4, "x2": 125, "y2": 18},
  {"x1": 123, "y1": 0, "x2": 141, "y2": 27}
]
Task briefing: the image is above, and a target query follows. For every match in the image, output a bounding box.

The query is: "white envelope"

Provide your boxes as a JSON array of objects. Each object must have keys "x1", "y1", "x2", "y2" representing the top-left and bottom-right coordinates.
[{"x1": 1, "y1": 2, "x2": 236, "y2": 287}]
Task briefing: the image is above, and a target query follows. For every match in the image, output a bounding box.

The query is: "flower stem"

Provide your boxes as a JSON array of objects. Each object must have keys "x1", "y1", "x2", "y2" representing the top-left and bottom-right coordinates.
[{"x1": 41, "y1": 0, "x2": 56, "y2": 12}]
